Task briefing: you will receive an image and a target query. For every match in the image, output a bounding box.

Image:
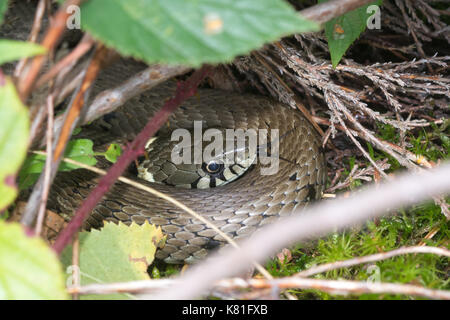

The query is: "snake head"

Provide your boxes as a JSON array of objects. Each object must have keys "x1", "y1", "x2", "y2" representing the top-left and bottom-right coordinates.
[{"x1": 137, "y1": 128, "x2": 257, "y2": 189}]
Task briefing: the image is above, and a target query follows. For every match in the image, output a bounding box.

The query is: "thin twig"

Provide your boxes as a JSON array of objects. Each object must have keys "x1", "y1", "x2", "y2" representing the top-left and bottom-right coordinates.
[
  {"x1": 31, "y1": 150, "x2": 273, "y2": 280},
  {"x1": 35, "y1": 36, "x2": 95, "y2": 89},
  {"x1": 71, "y1": 233, "x2": 80, "y2": 300},
  {"x1": 13, "y1": 0, "x2": 47, "y2": 78},
  {"x1": 33, "y1": 64, "x2": 191, "y2": 148},
  {"x1": 296, "y1": 246, "x2": 450, "y2": 278},
  {"x1": 418, "y1": 226, "x2": 441, "y2": 246},
  {"x1": 35, "y1": 93, "x2": 54, "y2": 235},
  {"x1": 252, "y1": 51, "x2": 324, "y2": 137},
  {"x1": 326, "y1": 92, "x2": 390, "y2": 179},
  {"x1": 144, "y1": 162, "x2": 450, "y2": 299},
  {"x1": 51, "y1": 66, "x2": 212, "y2": 255},
  {"x1": 18, "y1": 0, "x2": 83, "y2": 100},
  {"x1": 21, "y1": 45, "x2": 106, "y2": 227},
  {"x1": 53, "y1": 45, "x2": 108, "y2": 162},
  {"x1": 214, "y1": 277, "x2": 450, "y2": 300},
  {"x1": 300, "y1": 0, "x2": 376, "y2": 24},
  {"x1": 312, "y1": 115, "x2": 435, "y2": 169},
  {"x1": 395, "y1": 0, "x2": 433, "y2": 73},
  {"x1": 67, "y1": 276, "x2": 450, "y2": 300},
  {"x1": 63, "y1": 65, "x2": 192, "y2": 131}
]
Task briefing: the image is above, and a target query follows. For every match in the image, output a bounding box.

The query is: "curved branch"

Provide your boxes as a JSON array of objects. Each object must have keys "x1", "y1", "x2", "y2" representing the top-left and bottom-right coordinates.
[
  {"x1": 300, "y1": 0, "x2": 376, "y2": 24},
  {"x1": 145, "y1": 162, "x2": 450, "y2": 299},
  {"x1": 52, "y1": 66, "x2": 212, "y2": 254}
]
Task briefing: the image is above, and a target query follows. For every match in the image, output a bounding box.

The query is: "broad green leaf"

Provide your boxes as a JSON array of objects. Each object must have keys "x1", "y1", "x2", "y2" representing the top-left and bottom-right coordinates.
[
  {"x1": 0, "y1": 39, "x2": 47, "y2": 65},
  {"x1": 0, "y1": 221, "x2": 68, "y2": 299},
  {"x1": 19, "y1": 139, "x2": 97, "y2": 189},
  {"x1": 0, "y1": 0, "x2": 7, "y2": 26},
  {"x1": 17, "y1": 172, "x2": 39, "y2": 190},
  {"x1": 0, "y1": 76, "x2": 29, "y2": 210},
  {"x1": 61, "y1": 221, "x2": 165, "y2": 299},
  {"x1": 104, "y1": 143, "x2": 122, "y2": 163},
  {"x1": 320, "y1": 0, "x2": 382, "y2": 67},
  {"x1": 80, "y1": 0, "x2": 319, "y2": 66}
]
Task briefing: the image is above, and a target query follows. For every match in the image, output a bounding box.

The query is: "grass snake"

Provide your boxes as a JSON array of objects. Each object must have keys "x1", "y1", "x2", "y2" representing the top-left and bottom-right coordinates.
[{"x1": 3, "y1": 1, "x2": 327, "y2": 264}]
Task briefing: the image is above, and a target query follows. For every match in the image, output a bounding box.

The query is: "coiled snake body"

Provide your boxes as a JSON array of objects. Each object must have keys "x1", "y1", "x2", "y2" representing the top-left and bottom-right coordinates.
[
  {"x1": 2, "y1": 2, "x2": 326, "y2": 264},
  {"x1": 49, "y1": 63, "x2": 327, "y2": 263}
]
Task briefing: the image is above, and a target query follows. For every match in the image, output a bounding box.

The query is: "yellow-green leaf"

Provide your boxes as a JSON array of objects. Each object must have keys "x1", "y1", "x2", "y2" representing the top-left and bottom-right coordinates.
[
  {"x1": 0, "y1": 39, "x2": 47, "y2": 65},
  {"x1": 61, "y1": 221, "x2": 165, "y2": 300},
  {"x1": 104, "y1": 143, "x2": 122, "y2": 163},
  {"x1": 0, "y1": 76, "x2": 29, "y2": 210},
  {"x1": 0, "y1": 221, "x2": 68, "y2": 299}
]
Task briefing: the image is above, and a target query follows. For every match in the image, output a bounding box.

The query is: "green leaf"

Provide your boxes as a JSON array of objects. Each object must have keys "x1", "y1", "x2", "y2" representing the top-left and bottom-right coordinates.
[
  {"x1": 17, "y1": 172, "x2": 39, "y2": 190},
  {"x1": 61, "y1": 221, "x2": 165, "y2": 300},
  {"x1": 80, "y1": 0, "x2": 319, "y2": 66},
  {"x1": 0, "y1": 0, "x2": 8, "y2": 26},
  {"x1": 60, "y1": 139, "x2": 97, "y2": 170},
  {"x1": 104, "y1": 143, "x2": 122, "y2": 163},
  {"x1": 0, "y1": 221, "x2": 68, "y2": 299},
  {"x1": 19, "y1": 139, "x2": 97, "y2": 190},
  {"x1": 0, "y1": 39, "x2": 47, "y2": 65},
  {"x1": 0, "y1": 76, "x2": 29, "y2": 210},
  {"x1": 320, "y1": 0, "x2": 382, "y2": 67}
]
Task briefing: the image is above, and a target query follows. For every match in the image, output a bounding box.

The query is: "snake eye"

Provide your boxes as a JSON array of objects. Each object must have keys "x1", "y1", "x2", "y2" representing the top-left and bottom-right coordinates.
[
  {"x1": 207, "y1": 162, "x2": 220, "y2": 173},
  {"x1": 203, "y1": 161, "x2": 223, "y2": 174}
]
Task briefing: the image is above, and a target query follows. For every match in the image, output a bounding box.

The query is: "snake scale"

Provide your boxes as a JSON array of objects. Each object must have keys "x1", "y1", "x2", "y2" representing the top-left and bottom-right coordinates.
[{"x1": 3, "y1": 1, "x2": 327, "y2": 264}]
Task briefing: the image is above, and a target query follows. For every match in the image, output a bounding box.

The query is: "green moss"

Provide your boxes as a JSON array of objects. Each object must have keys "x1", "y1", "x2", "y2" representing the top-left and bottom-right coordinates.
[
  {"x1": 266, "y1": 197, "x2": 449, "y2": 299},
  {"x1": 408, "y1": 123, "x2": 449, "y2": 161},
  {"x1": 377, "y1": 123, "x2": 398, "y2": 143},
  {"x1": 265, "y1": 118, "x2": 449, "y2": 299}
]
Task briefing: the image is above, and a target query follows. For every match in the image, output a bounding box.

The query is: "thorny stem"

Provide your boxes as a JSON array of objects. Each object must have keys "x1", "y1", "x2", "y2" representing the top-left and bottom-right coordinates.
[
  {"x1": 32, "y1": 150, "x2": 274, "y2": 281},
  {"x1": 52, "y1": 66, "x2": 212, "y2": 254},
  {"x1": 35, "y1": 93, "x2": 54, "y2": 235},
  {"x1": 146, "y1": 162, "x2": 450, "y2": 299}
]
